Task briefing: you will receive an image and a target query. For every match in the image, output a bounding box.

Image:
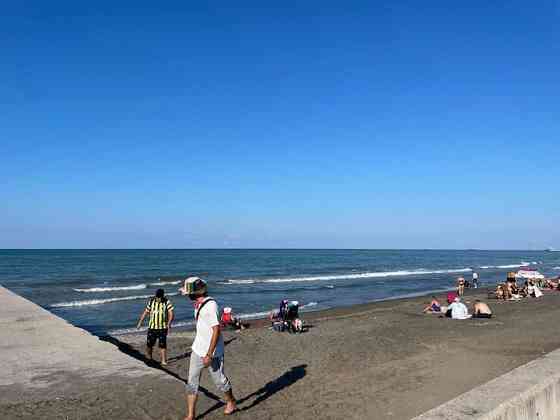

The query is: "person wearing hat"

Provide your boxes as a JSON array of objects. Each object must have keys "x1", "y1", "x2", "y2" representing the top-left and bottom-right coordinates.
[{"x1": 180, "y1": 277, "x2": 237, "y2": 419}]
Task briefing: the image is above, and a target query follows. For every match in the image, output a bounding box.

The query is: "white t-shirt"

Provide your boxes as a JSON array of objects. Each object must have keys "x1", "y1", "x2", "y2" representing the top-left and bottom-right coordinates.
[
  {"x1": 192, "y1": 298, "x2": 224, "y2": 358},
  {"x1": 448, "y1": 302, "x2": 471, "y2": 319},
  {"x1": 472, "y1": 273, "x2": 479, "y2": 280}
]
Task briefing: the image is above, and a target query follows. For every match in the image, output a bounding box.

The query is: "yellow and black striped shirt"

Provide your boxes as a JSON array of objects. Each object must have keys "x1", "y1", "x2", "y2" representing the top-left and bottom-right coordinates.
[{"x1": 146, "y1": 297, "x2": 174, "y2": 329}]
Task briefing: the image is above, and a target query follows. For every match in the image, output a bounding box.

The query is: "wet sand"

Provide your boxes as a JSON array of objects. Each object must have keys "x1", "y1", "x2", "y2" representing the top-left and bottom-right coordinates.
[{"x1": 4, "y1": 288, "x2": 560, "y2": 419}]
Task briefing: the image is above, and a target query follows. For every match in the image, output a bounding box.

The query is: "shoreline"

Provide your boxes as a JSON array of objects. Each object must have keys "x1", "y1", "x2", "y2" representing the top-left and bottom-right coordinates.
[{"x1": 108, "y1": 285, "x2": 466, "y2": 338}]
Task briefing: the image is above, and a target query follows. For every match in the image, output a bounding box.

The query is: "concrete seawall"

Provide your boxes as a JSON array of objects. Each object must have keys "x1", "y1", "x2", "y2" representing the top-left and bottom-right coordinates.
[
  {"x1": 0, "y1": 285, "x2": 185, "y2": 419},
  {"x1": 413, "y1": 347, "x2": 560, "y2": 420}
]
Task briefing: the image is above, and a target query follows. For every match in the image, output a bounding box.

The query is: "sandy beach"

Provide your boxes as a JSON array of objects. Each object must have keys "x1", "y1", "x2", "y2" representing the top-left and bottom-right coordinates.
[{"x1": 4, "y1": 287, "x2": 560, "y2": 420}]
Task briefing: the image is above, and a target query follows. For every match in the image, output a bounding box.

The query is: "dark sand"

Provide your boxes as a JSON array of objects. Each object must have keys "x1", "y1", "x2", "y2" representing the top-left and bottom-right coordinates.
[{"x1": 4, "y1": 288, "x2": 560, "y2": 419}]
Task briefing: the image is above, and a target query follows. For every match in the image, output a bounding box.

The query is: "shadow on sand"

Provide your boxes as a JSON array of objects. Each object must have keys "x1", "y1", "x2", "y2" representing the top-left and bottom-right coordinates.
[
  {"x1": 101, "y1": 336, "x2": 307, "y2": 419},
  {"x1": 195, "y1": 364, "x2": 307, "y2": 419},
  {"x1": 100, "y1": 335, "x2": 236, "y2": 406}
]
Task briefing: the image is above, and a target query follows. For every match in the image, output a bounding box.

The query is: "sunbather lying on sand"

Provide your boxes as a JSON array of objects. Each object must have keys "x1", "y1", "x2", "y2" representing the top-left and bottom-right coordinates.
[{"x1": 423, "y1": 296, "x2": 442, "y2": 313}]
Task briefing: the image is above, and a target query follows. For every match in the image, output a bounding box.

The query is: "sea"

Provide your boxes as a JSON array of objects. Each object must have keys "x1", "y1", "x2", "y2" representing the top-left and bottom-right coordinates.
[{"x1": 1, "y1": 249, "x2": 559, "y2": 336}]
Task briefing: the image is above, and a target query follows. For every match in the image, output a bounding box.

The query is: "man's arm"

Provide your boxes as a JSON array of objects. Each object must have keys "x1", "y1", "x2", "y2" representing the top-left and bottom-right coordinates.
[
  {"x1": 167, "y1": 309, "x2": 174, "y2": 331},
  {"x1": 137, "y1": 309, "x2": 149, "y2": 329},
  {"x1": 203, "y1": 325, "x2": 221, "y2": 367}
]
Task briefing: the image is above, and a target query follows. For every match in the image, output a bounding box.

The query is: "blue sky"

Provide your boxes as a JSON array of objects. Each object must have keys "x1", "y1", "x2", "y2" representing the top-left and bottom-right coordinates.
[{"x1": 1, "y1": 1, "x2": 559, "y2": 249}]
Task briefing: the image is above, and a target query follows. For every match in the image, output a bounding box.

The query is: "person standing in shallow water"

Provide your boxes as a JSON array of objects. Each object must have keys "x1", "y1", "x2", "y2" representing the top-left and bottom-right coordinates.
[
  {"x1": 136, "y1": 288, "x2": 174, "y2": 366},
  {"x1": 180, "y1": 276, "x2": 237, "y2": 420}
]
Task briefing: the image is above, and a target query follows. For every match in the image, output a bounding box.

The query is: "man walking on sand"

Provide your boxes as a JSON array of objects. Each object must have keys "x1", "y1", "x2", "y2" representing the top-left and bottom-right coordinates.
[
  {"x1": 180, "y1": 277, "x2": 237, "y2": 420},
  {"x1": 136, "y1": 288, "x2": 174, "y2": 365}
]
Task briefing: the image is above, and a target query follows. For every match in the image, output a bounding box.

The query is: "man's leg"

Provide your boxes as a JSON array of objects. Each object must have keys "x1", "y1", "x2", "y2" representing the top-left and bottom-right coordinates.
[
  {"x1": 185, "y1": 354, "x2": 204, "y2": 420},
  {"x1": 208, "y1": 356, "x2": 237, "y2": 414},
  {"x1": 159, "y1": 330, "x2": 168, "y2": 365},
  {"x1": 146, "y1": 330, "x2": 155, "y2": 360}
]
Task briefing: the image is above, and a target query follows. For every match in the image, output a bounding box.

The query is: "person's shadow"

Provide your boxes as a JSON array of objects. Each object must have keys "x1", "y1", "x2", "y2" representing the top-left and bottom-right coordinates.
[
  {"x1": 196, "y1": 364, "x2": 307, "y2": 419},
  {"x1": 101, "y1": 336, "x2": 307, "y2": 420},
  {"x1": 238, "y1": 364, "x2": 307, "y2": 410},
  {"x1": 100, "y1": 335, "x2": 237, "y2": 405}
]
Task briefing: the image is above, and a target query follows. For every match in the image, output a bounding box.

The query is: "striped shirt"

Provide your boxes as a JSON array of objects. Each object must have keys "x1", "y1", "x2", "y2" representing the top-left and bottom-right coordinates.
[{"x1": 146, "y1": 297, "x2": 174, "y2": 330}]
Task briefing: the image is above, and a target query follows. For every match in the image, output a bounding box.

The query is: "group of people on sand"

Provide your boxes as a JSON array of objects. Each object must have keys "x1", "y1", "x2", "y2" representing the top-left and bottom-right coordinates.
[
  {"x1": 136, "y1": 278, "x2": 238, "y2": 420},
  {"x1": 423, "y1": 292, "x2": 492, "y2": 319},
  {"x1": 494, "y1": 272, "x2": 545, "y2": 301}
]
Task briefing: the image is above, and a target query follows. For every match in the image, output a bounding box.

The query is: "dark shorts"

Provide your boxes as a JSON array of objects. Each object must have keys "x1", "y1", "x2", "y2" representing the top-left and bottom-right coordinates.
[
  {"x1": 473, "y1": 313, "x2": 492, "y2": 319},
  {"x1": 147, "y1": 328, "x2": 168, "y2": 349}
]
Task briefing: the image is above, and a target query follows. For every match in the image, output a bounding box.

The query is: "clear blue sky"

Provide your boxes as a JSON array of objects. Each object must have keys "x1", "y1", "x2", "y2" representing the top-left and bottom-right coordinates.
[{"x1": 2, "y1": 1, "x2": 559, "y2": 249}]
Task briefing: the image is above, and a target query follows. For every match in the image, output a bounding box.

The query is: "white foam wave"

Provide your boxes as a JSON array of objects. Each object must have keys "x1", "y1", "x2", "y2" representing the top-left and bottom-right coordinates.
[
  {"x1": 479, "y1": 262, "x2": 533, "y2": 269},
  {"x1": 224, "y1": 268, "x2": 472, "y2": 285},
  {"x1": 554, "y1": 267, "x2": 560, "y2": 270},
  {"x1": 74, "y1": 279, "x2": 181, "y2": 293},
  {"x1": 150, "y1": 280, "x2": 182, "y2": 286},
  {"x1": 74, "y1": 284, "x2": 147, "y2": 293},
  {"x1": 52, "y1": 292, "x2": 179, "y2": 308}
]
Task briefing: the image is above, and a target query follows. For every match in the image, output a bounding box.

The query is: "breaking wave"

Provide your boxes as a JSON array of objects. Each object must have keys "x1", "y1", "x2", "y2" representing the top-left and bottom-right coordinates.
[
  {"x1": 74, "y1": 279, "x2": 182, "y2": 293},
  {"x1": 479, "y1": 262, "x2": 532, "y2": 269},
  {"x1": 224, "y1": 268, "x2": 473, "y2": 285},
  {"x1": 52, "y1": 292, "x2": 179, "y2": 308},
  {"x1": 74, "y1": 284, "x2": 147, "y2": 293},
  {"x1": 150, "y1": 280, "x2": 182, "y2": 286}
]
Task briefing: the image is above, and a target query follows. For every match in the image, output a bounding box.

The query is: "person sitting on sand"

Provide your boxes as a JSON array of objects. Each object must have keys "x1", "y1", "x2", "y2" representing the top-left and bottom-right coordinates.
[
  {"x1": 180, "y1": 277, "x2": 237, "y2": 419},
  {"x1": 423, "y1": 296, "x2": 442, "y2": 313},
  {"x1": 527, "y1": 280, "x2": 543, "y2": 298},
  {"x1": 494, "y1": 284, "x2": 505, "y2": 300},
  {"x1": 447, "y1": 291, "x2": 457, "y2": 304},
  {"x1": 220, "y1": 307, "x2": 246, "y2": 331},
  {"x1": 546, "y1": 278, "x2": 559, "y2": 290},
  {"x1": 456, "y1": 277, "x2": 466, "y2": 296},
  {"x1": 446, "y1": 297, "x2": 471, "y2": 319},
  {"x1": 506, "y1": 281, "x2": 520, "y2": 300},
  {"x1": 136, "y1": 288, "x2": 174, "y2": 366},
  {"x1": 472, "y1": 300, "x2": 492, "y2": 318}
]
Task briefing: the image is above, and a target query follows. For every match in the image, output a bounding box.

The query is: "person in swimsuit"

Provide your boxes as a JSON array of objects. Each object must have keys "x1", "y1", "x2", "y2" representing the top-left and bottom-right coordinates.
[
  {"x1": 423, "y1": 296, "x2": 442, "y2": 313},
  {"x1": 472, "y1": 300, "x2": 492, "y2": 318},
  {"x1": 457, "y1": 277, "x2": 466, "y2": 296}
]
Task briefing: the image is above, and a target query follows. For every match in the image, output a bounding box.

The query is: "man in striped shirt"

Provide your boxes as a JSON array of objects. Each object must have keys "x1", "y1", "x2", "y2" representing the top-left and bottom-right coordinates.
[{"x1": 136, "y1": 288, "x2": 174, "y2": 365}]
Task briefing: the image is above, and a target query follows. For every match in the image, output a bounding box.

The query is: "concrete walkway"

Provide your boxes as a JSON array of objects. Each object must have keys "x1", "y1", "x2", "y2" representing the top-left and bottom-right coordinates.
[{"x1": 0, "y1": 286, "x2": 185, "y2": 419}]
